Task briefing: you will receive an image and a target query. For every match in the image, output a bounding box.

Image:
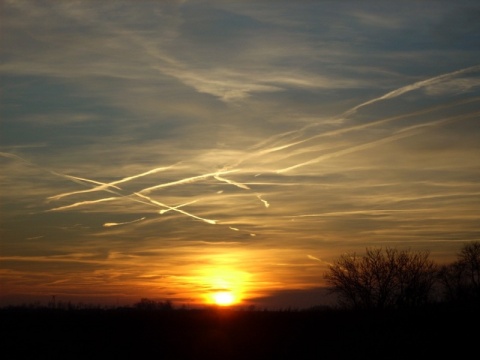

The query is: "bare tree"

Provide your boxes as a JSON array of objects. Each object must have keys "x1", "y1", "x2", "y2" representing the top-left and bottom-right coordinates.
[
  {"x1": 438, "y1": 241, "x2": 480, "y2": 304},
  {"x1": 324, "y1": 247, "x2": 437, "y2": 310}
]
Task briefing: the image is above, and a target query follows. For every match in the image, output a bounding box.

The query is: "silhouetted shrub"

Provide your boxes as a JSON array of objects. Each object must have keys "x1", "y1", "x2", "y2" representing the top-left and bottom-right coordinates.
[
  {"x1": 438, "y1": 241, "x2": 480, "y2": 305},
  {"x1": 324, "y1": 247, "x2": 437, "y2": 310}
]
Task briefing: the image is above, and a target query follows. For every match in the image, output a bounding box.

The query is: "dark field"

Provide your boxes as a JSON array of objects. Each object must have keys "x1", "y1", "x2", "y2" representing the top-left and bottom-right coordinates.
[{"x1": 2, "y1": 304, "x2": 478, "y2": 360}]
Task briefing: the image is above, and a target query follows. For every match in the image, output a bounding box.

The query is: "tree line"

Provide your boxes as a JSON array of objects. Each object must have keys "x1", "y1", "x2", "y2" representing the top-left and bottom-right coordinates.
[{"x1": 324, "y1": 241, "x2": 480, "y2": 310}]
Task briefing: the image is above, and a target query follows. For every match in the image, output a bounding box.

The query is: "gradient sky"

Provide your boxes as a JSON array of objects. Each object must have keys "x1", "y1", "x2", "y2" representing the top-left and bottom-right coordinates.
[{"x1": 1, "y1": 0, "x2": 480, "y2": 309}]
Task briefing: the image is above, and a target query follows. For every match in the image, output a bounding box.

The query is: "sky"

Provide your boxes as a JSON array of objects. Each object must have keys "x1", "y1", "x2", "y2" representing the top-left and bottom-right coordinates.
[{"x1": 1, "y1": 0, "x2": 480, "y2": 309}]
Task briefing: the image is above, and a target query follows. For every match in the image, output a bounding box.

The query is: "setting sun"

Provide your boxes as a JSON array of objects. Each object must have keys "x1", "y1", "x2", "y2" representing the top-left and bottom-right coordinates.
[
  {"x1": 196, "y1": 264, "x2": 249, "y2": 307},
  {"x1": 212, "y1": 291, "x2": 235, "y2": 306}
]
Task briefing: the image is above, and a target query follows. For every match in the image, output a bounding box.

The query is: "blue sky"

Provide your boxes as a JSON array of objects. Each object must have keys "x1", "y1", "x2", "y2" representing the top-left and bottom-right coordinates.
[{"x1": 1, "y1": 0, "x2": 480, "y2": 308}]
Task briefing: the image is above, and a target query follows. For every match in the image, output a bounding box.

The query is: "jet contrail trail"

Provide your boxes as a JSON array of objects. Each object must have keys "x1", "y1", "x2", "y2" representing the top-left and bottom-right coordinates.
[
  {"x1": 255, "y1": 96, "x2": 480, "y2": 159},
  {"x1": 214, "y1": 174, "x2": 250, "y2": 190},
  {"x1": 48, "y1": 197, "x2": 119, "y2": 211},
  {"x1": 276, "y1": 132, "x2": 415, "y2": 173},
  {"x1": 222, "y1": 92, "x2": 480, "y2": 172},
  {"x1": 25, "y1": 156, "x2": 229, "y2": 223},
  {"x1": 396, "y1": 110, "x2": 480, "y2": 133},
  {"x1": 1, "y1": 152, "x2": 166, "y2": 206},
  {"x1": 137, "y1": 169, "x2": 239, "y2": 194},
  {"x1": 49, "y1": 165, "x2": 176, "y2": 200},
  {"x1": 276, "y1": 110, "x2": 479, "y2": 173},
  {"x1": 2, "y1": 151, "x2": 219, "y2": 225},
  {"x1": 4, "y1": 64, "x2": 479, "y2": 229},
  {"x1": 342, "y1": 64, "x2": 480, "y2": 118},
  {"x1": 47, "y1": 173, "x2": 122, "y2": 201},
  {"x1": 134, "y1": 192, "x2": 217, "y2": 224},
  {"x1": 103, "y1": 217, "x2": 146, "y2": 227},
  {"x1": 256, "y1": 194, "x2": 270, "y2": 208},
  {"x1": 158, "y1": 200, "x2": 198, "y2": 214}
]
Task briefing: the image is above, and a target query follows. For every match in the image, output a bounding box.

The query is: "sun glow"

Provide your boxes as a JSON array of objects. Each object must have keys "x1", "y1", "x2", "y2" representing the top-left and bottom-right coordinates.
[
  {"x1": 197, "y1": 264, "x2": 249, "y2": 307},
  {"x1": 212, "y1": 291, "x2": 235, "y2": 306}
]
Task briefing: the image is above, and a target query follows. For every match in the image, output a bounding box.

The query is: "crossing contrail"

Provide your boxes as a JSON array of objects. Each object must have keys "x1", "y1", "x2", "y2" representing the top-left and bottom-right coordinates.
[
  {"x1": 3, "y1": 63, "x2": 478, "y2": 230},
  {"x1": 49, "y1": 165, "x2": 176, "y2": 200},
  {"x1": 219, "y1": 65, "x2": 480, "y2": 172},
  {"x1": 158, "y1": 200, "x2": 198, "y2": 214},
  {"x1": 276, "y1": 110, "x2": 479, "y2": 174},
  {"x1": 134, "y1": 192, "x2": 217, "y2": 224}
]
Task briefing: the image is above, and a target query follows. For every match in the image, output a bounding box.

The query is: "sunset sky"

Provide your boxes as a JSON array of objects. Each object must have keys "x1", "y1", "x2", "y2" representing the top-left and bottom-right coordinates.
[{"x1": 1, "y1": 0, "x2": 480, "y2": 309}]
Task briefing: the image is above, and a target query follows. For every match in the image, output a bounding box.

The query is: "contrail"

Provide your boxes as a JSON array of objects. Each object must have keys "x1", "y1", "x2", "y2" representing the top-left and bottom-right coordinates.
[
  {"x1": 2, "y1": 150, "x2": 224, "y2": 223},
  {"x1": 214, "y1": 174, "x2": 250, "y2": 190},
  {"x1": 223, "y1": 95, "x2": 480, "y2": 173},
  {"x1": 307, "y1": 255, "x2": 332, "y2": 266},
  {"x1": 2, "y1": 151, "x2": 217, "y2": 225},
  {"x1": 0, "y1": 152, "x2": 129, "y2": 207},
  {"x1": 256, "y1": 194, "x2": 270, "y2": 208},
  {"x1": 276, "y1": 110, "x2": 479, "y2": 174},
  {"x1": 5, "y1": 65, "x2": 479, "y2": 229},
  {"x1": 0, "y1": 152, "x2": 114, "y2": 189},
  {"x1": 396, "y1": 110, "x2": 480, "y2": 133},
  {"x1": 259, "y1": 96, "x2": 480, "y2": 157},
  {"x1": 158, "y1": 200, "x2": 198, "y2": 214},
  {"x1": 134, "y1": 192, "x2": 217, "y2": 224},
  {"x1": 230, "y1": 65, "x2": 480, "y2": 169},
  {"x1": 48, "y1": 197, "x2": 119, "y2": 211},
  {"x1": 47, "y1": 173, "x2": 122, "y2": 201},
  {"x1": 49, "y1": 165, "x2": 176, "y2": 200},
  {"x1": 47, "y1": 178, "x2": 167, "y2": 211},
  {"x1": 1, "y1": 152, "x2": 162, "y2": 206},
  {"x1": 214, "y1": 173, "x2": 274, "y2": 208},
  {"x1": 138, "y1": 169, "x2": 239, "y2": 194},
  {"x1": 292, "y1": 210, "x2": 416, "y2": 218},
  {"x1": 342, "y1": 64, "x2": 480, "y2": 117},
  {"x1": 276, "y1": 132, "x2": 414, "y2": 173},
  {"x1": 103, "y1": 217, "x2": 146, "y2": 227}
]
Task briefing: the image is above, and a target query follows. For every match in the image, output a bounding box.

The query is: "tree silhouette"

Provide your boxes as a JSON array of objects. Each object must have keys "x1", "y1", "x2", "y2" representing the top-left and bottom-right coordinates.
[
  {"x1": 324, "y1": 247, "x2": 437, "y2": 310},
  {"x1": 438, "y1": 241, "x2": 480, "y2": 304},
  {"x1": 133, "y1": 298, "x2": 174, "y2": 311}
]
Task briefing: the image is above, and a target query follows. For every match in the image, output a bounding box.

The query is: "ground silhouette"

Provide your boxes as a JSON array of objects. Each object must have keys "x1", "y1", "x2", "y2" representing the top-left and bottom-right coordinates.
[
  {"x1": 2, "y1": 302, "x2": 478, "y2": 360},
  {"x1": 4, "y1": 243, "x2": 479, "y2": 359}
]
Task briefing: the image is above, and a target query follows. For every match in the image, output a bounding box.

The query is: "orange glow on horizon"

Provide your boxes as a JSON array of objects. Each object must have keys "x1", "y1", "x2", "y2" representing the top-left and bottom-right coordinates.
[{"x1": 196, "y1": 265, "x2": 249, "y2": 306}]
